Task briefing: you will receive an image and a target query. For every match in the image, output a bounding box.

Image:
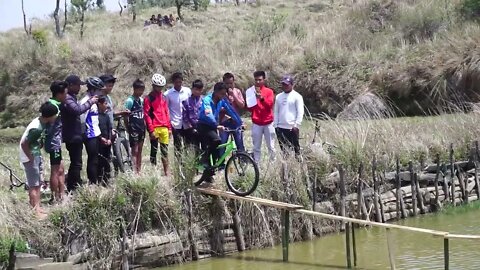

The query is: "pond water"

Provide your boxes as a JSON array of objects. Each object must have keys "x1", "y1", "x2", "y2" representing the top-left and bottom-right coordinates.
[{"x1": 164, "y1": 207, "x2": 480, "y2": 270}]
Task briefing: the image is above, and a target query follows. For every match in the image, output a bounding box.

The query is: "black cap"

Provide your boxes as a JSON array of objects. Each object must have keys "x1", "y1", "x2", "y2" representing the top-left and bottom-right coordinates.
[
  {"x1": 99, "y1": 74, "x2": 117, "y2": 83},
  {"x1": 65, "y1": 75, "x2": 86, "y2": 85}
]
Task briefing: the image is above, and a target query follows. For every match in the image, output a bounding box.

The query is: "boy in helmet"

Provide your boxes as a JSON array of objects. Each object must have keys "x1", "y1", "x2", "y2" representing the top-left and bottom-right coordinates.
[
  {"x1": 80, "y1": 77, "x2": 105, "y2": 185},
  {"x1": 144, "y1": 74, "x2": 171, "y2": 176}
]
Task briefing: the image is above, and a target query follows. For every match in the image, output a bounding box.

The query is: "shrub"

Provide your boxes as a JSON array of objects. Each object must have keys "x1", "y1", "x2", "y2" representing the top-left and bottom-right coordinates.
[
  {"x1": 57, "y1": 42, "x2": 72, "y2": 60},
  {"x1": 31, "y1": 30, "x2": 48, "y2": 47},
  {"x1": 459, "y1": 0, "x2": 480, "y2": 19},
  {"x1": 248, "y1": 12, "x2": 287, "y2": 43},
  {"x1": 0, "y1": 235, "x2": 28, "y2": 267}
]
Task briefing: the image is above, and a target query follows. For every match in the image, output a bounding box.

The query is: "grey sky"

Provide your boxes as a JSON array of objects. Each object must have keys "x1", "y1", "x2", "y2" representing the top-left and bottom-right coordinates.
[{"x1": 0, "y1": 0, "x2": 122, "y2": 32}]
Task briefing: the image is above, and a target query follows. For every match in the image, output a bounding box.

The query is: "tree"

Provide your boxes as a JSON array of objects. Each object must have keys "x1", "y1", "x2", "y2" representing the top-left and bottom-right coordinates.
[
  {"x1": 174, "y1": 0, "x2": 190, "y2": 20},
  {"x1": 63, "y1": 0, "x2": 68, "y2": 33},
  {"x1": 21, "y1": 0, "x2": 31, "y2": 36},
  {"x1": 53, "y1": 0, "x2": 62, "y2": 37},
  {"x1": 193, "y1": 0, "x2": 199, "y2": 11},
  {"x1": 118, "y1": 0, "x2": 124, "y2": 16},
  {"x1": 128, "y1": 0, "x2": 137, "y2": 22},
  {"x1": 71, "y1": 0, "x2": 92, "y2": 39}
]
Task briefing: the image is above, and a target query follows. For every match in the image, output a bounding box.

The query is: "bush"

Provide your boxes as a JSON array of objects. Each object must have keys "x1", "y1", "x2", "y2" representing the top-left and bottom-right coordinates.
[
  {"x1": 31, "y1": 30, "x2": 48, "y2": 47},
  {"x1": 248, "y1": 12, "x2": 287, "y2": 43},
  {"x1": 459, "y1": 0, "x2": 480, "y2": 19},
  {"x1": 0, "y1": 235, "x2": 28, "y2": 266}
]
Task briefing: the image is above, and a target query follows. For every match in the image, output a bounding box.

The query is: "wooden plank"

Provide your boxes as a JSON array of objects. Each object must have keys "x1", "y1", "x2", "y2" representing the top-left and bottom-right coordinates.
[{"x1": 195, "y1": 188, "x2": 303, "y2": 210}]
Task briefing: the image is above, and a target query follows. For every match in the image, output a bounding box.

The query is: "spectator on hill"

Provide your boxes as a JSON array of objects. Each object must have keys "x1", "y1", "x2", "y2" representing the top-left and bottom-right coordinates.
[
  {"x1": 157, "y1": 14, "x2": 163, "y2": 26},
  {"x1": 169, "y1": 14, "x2": 176, "y2": 26},
  {"x1": 163, "y1": 15, "x2": 171, "y2": 26},
  {"x1": 125, "y1": 79, "x2": 146, "y2": 174},
  {"x1": 62, "y1": 75, "x2": 97, "y2": 192},
  {"x1": 144, "y1": 74, "x2": 171, "y2": 176},
  {"x1": 144, "y1": 20, "x2": 151, "y2": 27},
  {"x1": 19, "y1": 102, "x2": 58, "y2": 218},
  {"x1": 150, "y1": 15, "x2": 157, "y2": 24},
  {"x1": 80, "y1": 77, "x2": 105, "y2": 185},
  {"x1": 97, "y1": 96, "x2": 112, "y2": 186},
  {"x1": 245, "y1": 70, "x2": 276, "y2": 164},
  {"x1": 46, "y1": 81, "x2": 68, "y2": 203},
  {"x1": 164, "y1": 72, "x2": 192, "y2": 159},
  {"x1": 274, "y1": 75, "x2": 304, "y2": 160}
]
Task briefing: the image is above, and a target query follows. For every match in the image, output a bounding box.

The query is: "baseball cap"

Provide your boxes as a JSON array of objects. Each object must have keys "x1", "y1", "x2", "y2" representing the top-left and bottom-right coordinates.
[
  {"x1": 281, "y1": 75, "x2": 294, "y2": 85},
  {"x1": 99, "y1": 74, "x2": 117, "y2": 83},
  {"x1": 65, "y1": 75, "x2": 86, "y2": 85}
]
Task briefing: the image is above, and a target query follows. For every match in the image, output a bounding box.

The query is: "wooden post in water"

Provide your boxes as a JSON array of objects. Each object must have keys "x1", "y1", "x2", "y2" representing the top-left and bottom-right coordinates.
[
  {"x1": 282, "y1": 210, "x2": 290, "y2": 262},
  {"x1": 450, "y1": 144, "x2": 456, "y2": 206},
  {"x1": 456, "y1": 165, "x2": 467, "y2": 204},
  {"x1": 357, "y1": 163, "x2": 368, "y2": 221},
  {"x1": 351, "y1": 222, "x2": 357, "y2": 267},
  {"x1": 434, "y1": 154, "x2": 441, "y2": 207},
  {"x1": 414, "y1": 172, "x2": 426, "y2": 214},
  {"x1": 442, "y1": 164, "x2": 450, "y2": 203},
  {"x1": 396, "y1": 157, "x2": 407, "y2": 219},
  {"x1": 408, "y1": 161, "x2": 417, "y2": 216},
  {"x1": 345, "y1": 222, "x2": 352, "y2": 268},
  {"x1": 186, "y1": 190, "x2": 199, "y2": 260},
  {"x1": 339, "y1": 164, "x2": 346, "y2": 231},
  {"x1": 229, "y1": 200, "x2": 245, "y2": 252},
  {"x1": 444, "y1": 237, "x2": 449, "y2": 270},
  {"x1": 475, "y1": 141, "x2": 480, "y2": 200},
  {"x1": 373, "y1": 156, "x2": 382, "y2": 222},
  {"x1": 386, "y1": 228, "x2": 396, "y2": 270},
  {"x1": 312, "y1": 171, "x2": 317, "y2": 211}
]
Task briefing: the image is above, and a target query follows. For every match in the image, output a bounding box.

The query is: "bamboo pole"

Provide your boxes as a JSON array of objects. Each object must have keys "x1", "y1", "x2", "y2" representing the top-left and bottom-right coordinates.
[
  {"x1": 339, "y1": 164, "x2": 346, "y2": 231},
  {"x1": 456, "y1": 165, "x2": 467, "y2": 204},
  {"x1": 396, "y1": 157, "x2": 407, "y2": 219},
  {"x1": 373, "y1": 156, "x2": 382, "y2": 222},
  {"x1": 415, "y1": 172, "x2": 426, "y2": 214},
  {"x1": 475, "y1": 141, "x2": 480, "y2": 200},
  {"x1": 444, "y1": 237, "x2": 449, "y2": 270},
  {"x1": 186, "y1": 190, "x2": 199, "y2": 260},
  {"x1": 434, "y1": 154, "x2": 440, "y2": 207},
  {"x1": 386, "y1": 228, "x2": 396, "y2": 270},
  {"x1": 450, "y1": 144, "x2": 456, "y2": 206},
  {"x1": 282, "y1": 210, "x2": 290, "y2": 262},
  {"x1": 312, "y1": 171, "x2": 317, "y2": 211},
  {"x1": 408, "y1": 161, "x2": 417, "y2": 216},
  {"x1": 229, "y1": 200, "x2": 245, "y2": 252},
  {"x1": 357, "y1": 163, "x2": 368, "y2": 221},
  {"x1": 442, "y1": 164, "x2": 450, "y2": 203},
  {"x1": 351, "y1": 222, "x2": 357, "y2": 267},
  {"x1": 345, "y1": 222, "x2": 352, "y2": 268}
]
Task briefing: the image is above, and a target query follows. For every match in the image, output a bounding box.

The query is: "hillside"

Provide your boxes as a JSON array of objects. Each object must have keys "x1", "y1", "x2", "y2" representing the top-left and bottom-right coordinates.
[{"x1": 1, "y1": 0, "x2": 480, "y2": 127}]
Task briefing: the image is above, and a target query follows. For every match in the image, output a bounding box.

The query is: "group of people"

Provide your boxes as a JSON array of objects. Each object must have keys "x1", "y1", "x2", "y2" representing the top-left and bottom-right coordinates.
[
  {"x1": 145, "y1": 13, "x2": 177, "y2": 27},
  {"x1": 18, "y1": 70, "x2": 304, "y2": 217}
]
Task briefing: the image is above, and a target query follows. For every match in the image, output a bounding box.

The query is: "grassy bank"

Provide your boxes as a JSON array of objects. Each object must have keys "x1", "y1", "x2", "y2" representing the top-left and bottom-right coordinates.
[{"x1": 1, "y1": 0, "x2": 480, "y2": 127}]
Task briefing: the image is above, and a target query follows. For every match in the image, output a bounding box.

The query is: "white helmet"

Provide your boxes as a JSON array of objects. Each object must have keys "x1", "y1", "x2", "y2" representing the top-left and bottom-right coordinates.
[{"x1": 152, "y1": 73, "x2": 166, "y2": 87}]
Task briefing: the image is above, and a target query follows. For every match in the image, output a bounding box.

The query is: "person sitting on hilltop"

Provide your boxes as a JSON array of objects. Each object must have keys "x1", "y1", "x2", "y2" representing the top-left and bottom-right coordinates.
[
  {"x1": 144, "y1": 20, "x2": 151, "y2": 27},
  {"x1": 169, "y1": 14, "x2": 176, "y2": 26},
  {"x1": 163, "y1": 15, "x2": 171, "y2": 26},
  {"x1": 150, "y1": 15, "x2": 157, "y2": 24},
  {"x1": 157, "y1": 14, "x2": 163, "y2": 26}
]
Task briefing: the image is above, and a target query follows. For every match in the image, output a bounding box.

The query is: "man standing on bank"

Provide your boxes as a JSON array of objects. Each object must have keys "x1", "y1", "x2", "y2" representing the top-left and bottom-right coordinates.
[
  {"x1": 164, "y1": 72, "x2": 191, "y2": 158},
  {"x1": 246, "y1": 71, "x2": 276, "y2": 164},
  {"x1": 61, "y1": 75, "x2": 98, "y2": 192},
  {"x1": 274, "y1": 75, "x2": 304, "y2": 159}
]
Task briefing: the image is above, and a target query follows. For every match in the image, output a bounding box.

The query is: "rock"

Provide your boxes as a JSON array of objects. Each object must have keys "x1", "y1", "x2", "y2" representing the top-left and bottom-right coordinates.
[
  {"x1": 315, "y1": 201, "x2": 335, "y2": 214},
  {"x1": 337, "y1": 92, "x2": 390, "y2": 120}
]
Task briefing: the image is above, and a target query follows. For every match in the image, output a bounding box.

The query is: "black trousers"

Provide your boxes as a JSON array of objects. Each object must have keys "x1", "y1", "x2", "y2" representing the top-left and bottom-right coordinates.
[
  {"x1": 150, "y1": 138, "x2": 158, "y2": 165},
  {"x1": 65, "y1": 141, "x2": 83, "y2": 192},
  {"x1": 172, "y1": 128, "x2": 188, "y2": 157},
  {"x1": 184, "y1": 128, "x2": 200, "y2": 155},
  {"x1": 84, "y1": 137, "x2": 100, "y2": 185},
  {"x1": 276, "y1": 128, "x2": 300, "y2": 158},
  {"x1": 98, "y1": 144, "x2": 111, "y2": 186},
  {"x1": 197, "y1": 123, "x2": 221, "y2": 166}
]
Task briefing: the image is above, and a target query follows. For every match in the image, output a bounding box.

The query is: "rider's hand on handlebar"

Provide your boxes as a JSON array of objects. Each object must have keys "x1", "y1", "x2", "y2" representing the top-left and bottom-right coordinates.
[{"x1": 217, "y1": 125, "x2": 225, "y2": 132}]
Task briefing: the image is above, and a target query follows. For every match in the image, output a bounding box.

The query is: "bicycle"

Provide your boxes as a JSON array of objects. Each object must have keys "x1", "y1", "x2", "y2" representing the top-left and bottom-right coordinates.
[
  {"x1": 194, "y1": 127, "x2": 260, "y2": 196},
  {"x1": 112, "y1": 116, "x2": 133, "y2": 175}
]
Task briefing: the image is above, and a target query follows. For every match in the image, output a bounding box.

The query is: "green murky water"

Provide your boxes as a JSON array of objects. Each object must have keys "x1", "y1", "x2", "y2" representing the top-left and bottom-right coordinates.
[{"x1": 165, "y1": 208, "x2": 480, "y2": 270}]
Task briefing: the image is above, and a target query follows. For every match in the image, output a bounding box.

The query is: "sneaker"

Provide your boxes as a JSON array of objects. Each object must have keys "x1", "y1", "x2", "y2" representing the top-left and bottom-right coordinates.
[{"x1": 198, "y1": 181, "x2": 213, "y2": 188}]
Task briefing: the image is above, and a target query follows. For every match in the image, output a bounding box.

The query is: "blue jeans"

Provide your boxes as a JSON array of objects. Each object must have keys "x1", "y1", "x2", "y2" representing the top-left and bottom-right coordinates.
[{"x1": 220, "y1": 128, "x2": 245, "y2": 159}]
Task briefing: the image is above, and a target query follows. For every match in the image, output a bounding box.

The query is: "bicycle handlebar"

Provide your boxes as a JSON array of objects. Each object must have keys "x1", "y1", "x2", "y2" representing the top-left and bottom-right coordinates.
[{"x1": 223, "y1": 127, "x2": 245, "y2": 133}]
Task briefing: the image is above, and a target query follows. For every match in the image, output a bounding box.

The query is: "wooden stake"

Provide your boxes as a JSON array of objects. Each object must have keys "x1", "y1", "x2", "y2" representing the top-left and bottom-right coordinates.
[
  {"x1": 450, "y1": 144, "x2": 456, "y2": 206},
  {"x1": 186, "y1": 190, "x2": 199, "y2": 260},
  {"x1": 408, "y1": 161, "x2": 417, "y2": 216},
  {"x1": 339, "y1": 164, "x2": 346, "y2": 231},
  {"x1": 373, "y1": 156, "x2": 382, "y2": 222},
  {"x1": 396, "y1": 157, "x2": 407, "y2": 219},
  {"x1": 313, "y1": 171, "x2": 317, "y2": 211},
  {"x1": 345, "y1": 222, "x2": 352, "y2": 268},
  {"x1": 351, "y1": 222, "x2": 357, "y2": 267},
  {"x1": 442, "y1": 164, "x2": 450, "y2": 203},
  {"x1": 456, "y1": 165, "x2": 467, "y2": 204},
  {"x1": 444, "y1": 237, "x2": 449, "y2": 270},
  {"x1": 282, "y1": 210, "x2": 290, "y2": 262},
  {"x1": 434, "y1": 154, "x2": 440, "y2": 207},
  {"x1": 475, "y1": 141, "x2": 480, "y2": 200},
  {"x1": 229, "y1": 200, "x2": 245, "y2": 252},
  {"x1": 386, "y1": 228, "x2": 396, "y2": 270},
  {"x1": 415, "y1": 172, "x2": 425, "y2": 214}
]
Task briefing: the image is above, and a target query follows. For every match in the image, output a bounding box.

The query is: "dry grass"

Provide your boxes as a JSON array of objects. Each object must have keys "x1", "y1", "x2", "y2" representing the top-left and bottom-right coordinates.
[{"x1": 0, "y1": 0, "x2": 479, "y2": 126}]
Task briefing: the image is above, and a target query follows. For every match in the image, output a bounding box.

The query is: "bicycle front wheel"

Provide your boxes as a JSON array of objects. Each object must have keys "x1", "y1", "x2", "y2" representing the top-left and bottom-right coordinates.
[{"x1": 225, "y1": 152, "x2": 259, "y2": 196}]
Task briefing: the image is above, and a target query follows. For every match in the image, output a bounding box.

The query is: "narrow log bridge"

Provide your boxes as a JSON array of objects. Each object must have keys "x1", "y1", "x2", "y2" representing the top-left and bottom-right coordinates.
[{"x1": 196, "y1": 188, "x2": 480, "y2": 270}]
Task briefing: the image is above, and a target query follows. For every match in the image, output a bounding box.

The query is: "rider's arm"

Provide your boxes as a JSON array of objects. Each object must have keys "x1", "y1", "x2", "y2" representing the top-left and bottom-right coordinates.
[{"x1": 201, "y1": 100, "x2": 218, "y2": 127}]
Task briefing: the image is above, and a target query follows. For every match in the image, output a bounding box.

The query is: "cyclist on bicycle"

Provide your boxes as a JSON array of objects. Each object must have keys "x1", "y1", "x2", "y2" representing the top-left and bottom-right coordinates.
[{"x1": 196, "y1": 82, "x2": 242, "y2": 185}]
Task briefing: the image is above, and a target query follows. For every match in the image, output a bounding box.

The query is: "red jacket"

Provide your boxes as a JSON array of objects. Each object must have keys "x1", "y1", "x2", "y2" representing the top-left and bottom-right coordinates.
[
  {"x1": 144, "y1": 91, "x2": 171, "y2": 133},
  {"x1": 249, "y1": 85, "x2": 274, "y2": 125}
]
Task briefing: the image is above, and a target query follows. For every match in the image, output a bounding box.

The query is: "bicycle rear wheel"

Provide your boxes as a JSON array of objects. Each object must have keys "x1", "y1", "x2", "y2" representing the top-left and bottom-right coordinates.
[{"x1": 225, "y1": 152, "x2": 259, "y2": 196}]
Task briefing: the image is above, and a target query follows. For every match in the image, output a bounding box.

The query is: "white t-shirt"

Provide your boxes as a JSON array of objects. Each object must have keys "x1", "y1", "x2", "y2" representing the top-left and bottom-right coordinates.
[
  {"x1": 273, "y1": 90, "x2": 304, "y2": 129},
  {"x1": 19, "y1": 118, "x2": 45, "y2": 163},
  {"x1": 164, "y1": 86, "x2": 192, "y2": 129}
]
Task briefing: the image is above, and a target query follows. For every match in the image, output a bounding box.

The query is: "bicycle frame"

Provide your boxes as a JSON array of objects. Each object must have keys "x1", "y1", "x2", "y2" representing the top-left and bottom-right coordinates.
[{"x1": 209, "y1": 132, "x2": 237, "y2": 167}]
